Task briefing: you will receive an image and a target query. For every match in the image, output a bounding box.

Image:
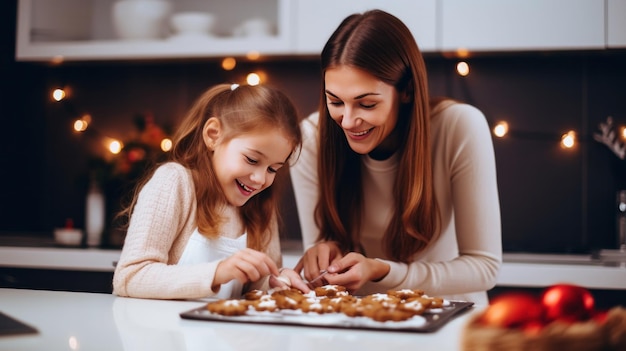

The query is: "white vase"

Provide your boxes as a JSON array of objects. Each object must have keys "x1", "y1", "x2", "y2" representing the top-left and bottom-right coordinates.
[
  {"x1": 112, "y1": 0, "x2": 172, "y2": 40},
  {"x1": 85, "y1": 180, "x2": 105, "y2": 247}
]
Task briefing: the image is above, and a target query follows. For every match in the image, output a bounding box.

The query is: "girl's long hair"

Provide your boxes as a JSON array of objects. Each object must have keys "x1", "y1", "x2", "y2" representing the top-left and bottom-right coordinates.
[
  {"x1": 121, "y1": 84, "x2": 302, "y2": 251},
  {"x1": 316, "y1": 10, "x2": 439, "y2": 261}
]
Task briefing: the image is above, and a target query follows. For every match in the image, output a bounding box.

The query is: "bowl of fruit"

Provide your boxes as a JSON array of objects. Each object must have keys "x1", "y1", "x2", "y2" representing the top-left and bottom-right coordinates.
[{"x1": 461, "y1": 284, "x2": 626, "y2": 351}]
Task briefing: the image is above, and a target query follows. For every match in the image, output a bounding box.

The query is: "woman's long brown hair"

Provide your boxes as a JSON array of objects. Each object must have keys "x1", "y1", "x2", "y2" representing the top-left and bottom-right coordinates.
[
  {"x1": 120, "y1": 84, "x2": 302, "y2": 251},
  {"x1": 316, "y1": 10, "x2": 440, "y2": 262}
]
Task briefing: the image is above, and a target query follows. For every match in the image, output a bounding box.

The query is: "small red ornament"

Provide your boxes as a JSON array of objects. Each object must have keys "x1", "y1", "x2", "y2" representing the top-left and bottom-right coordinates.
[
  {"x1": 541, "y1": 284, "x2": 595, "y2": 323},
  {"x1": 481, "y1": 292, "x2": 543, "y2": 328}
]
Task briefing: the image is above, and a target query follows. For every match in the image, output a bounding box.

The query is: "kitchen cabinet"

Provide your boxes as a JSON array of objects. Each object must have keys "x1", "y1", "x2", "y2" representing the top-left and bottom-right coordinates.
[
  {"x1": 16, "y1": 0, "x2": 294, "y2": 61},
  {"x1": 440, "y1": 0, "x2": 605, "y2": 52},
  {"x1": 13, "y1": 0, "x2": 622, "y2": 61},
  {"x1": 608, "y1": 0, "x2": 626, "y2": 47},
  {"x1": 292, "y1": 0, "x2": 437, "y2": 54}
]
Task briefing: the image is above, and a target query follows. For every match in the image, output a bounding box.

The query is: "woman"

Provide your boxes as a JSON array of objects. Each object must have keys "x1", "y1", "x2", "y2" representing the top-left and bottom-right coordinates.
[{"x1": 291, "y1": 10, "x2": 502, "y2": 304}]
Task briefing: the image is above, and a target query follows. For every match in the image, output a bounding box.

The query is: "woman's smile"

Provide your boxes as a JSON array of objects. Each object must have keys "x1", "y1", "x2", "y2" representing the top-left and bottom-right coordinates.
[{"x1": 347, "y1": 127, "x2": 374, "y2": 139}]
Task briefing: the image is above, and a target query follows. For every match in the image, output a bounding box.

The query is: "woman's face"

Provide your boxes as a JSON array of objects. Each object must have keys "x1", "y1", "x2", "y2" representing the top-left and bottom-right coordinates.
[
  {"x1": 212, "y1": 129, "x2": 292, "y2": 207},
  {"x1": 324, "y1": 65, "x2": 401, "y2": 157}
]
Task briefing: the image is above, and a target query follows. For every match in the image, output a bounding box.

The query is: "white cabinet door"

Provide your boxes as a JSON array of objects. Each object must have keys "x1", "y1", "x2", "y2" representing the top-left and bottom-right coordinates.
[
  {"x1": 608, "y1": 0, "x2": 626, "y2": 48},
  {"x1": 292, "y1": 0, "x2": 437, "y2": 55},
  {"x1": 16, "y1": 0, "x2": 294, "y2": 61},
  {"x1": 440, "y1": 0, "x2": 605, "y2": 52}
]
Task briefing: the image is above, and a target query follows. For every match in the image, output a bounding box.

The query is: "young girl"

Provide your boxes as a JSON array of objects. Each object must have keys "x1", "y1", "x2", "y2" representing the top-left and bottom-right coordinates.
[{"x1": 113, "y1": 83, "x2": 308, "y2": 299}]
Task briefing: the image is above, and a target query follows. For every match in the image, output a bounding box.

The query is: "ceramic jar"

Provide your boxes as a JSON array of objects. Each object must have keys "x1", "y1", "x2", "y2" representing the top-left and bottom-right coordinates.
[{"x1": 112, "y1": 0, "x2": 172, "y2": 40}]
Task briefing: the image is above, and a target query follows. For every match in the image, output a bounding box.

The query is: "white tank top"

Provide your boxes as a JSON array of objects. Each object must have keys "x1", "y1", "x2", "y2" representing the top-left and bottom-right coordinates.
[{"x1": 178, "y1": 228, "x2": 247, "y2": 299}]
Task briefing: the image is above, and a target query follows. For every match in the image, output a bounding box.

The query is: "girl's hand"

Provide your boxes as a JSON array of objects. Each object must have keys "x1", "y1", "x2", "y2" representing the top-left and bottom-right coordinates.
[
  {"x1": 268, "y1": 268, "x2": 311, "y2": 293},
  {"x1": 322, "y1": 252, "x2": 390, "y2": 294},
  {"x1": 294, "y1": 241, "x2": 343, "y2": 287},
  {"x1": 213, "y1": 248, "x2": 279, "y2": 289}
]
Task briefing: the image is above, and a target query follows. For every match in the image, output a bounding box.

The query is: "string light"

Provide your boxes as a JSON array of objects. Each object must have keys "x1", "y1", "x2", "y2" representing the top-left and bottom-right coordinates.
[
  {"x1": 52, "y1": 88, "x2": 66, "y2": 101},
  {"x1": 73, "y1": 119, "x2": 88, "y2": 132},
  {"x1": 108, "y1": 140, "x2": 123, "y2": 154},
  {"x1": 246, "y1": 51, "x2": 260, "y2": 60},
  {"x1": 456, "y1": 61, "x2": 470, "y2": 76},
  {"x1": 561, "y1": 130, "x2": 576, "y2": 148},
  {"x1": 246, "y1": 73, "x2": 261, "y2": 86},
  {"x1": 221, "y1": 57, "x2": 236, "y2": 71},
  {"x1": 160, "y1": 138, "x2": 172, "y2": 152},
  {"x1": 493, "y1": 121, "x2": 509, "y2": 137}
]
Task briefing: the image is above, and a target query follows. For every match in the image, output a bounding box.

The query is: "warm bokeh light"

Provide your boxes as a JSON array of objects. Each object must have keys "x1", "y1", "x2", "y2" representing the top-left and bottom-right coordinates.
[
  {"x1": 621, "y1": 126, "x2": 626, "y2": 140},
  {"x1": 221, "y1": 57, "x2": 236, "y2": 70},
  {"x1": 51, "y1": 56, "x2": 64, "y2": 65},
  {"x1": 456, "y1": 61, "x2": 470, "y2": 76},
  {"x1": 456, "y1": 48, "x2": 470, "y2": 58},
  {"x1": 246, "y1": 51, "x2": 260, "y2": 60},
  {"x1": 73, "y1": 119, "x2": 88, "y2": 132},
  {"x1": 160, "y1": 138, "x2": 172, "y2": 152},
  {"x1": 109, "y1": 140, "x2": 123, "y2": 154},
  {"x1": 493, "y1": 121, "x2": 509, "y2": 137},
  {"x1": 246, "y1": 73, "x2": 261, "y2": 86},
  {"x1": 561, "y1": 130, "x2": 576, "y2": 148},
  {"x1": 52, "y1": 88, "x2": 66, "y2": 101}
]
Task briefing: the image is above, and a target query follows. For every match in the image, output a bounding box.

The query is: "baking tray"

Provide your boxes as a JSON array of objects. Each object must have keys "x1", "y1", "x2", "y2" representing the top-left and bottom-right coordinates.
[
  {"x1": 0, "y1": 311, "x2": 38, "y2": 336},
  {"x1": 180, "y1": 300, "x2": 474, "y2": 333}
]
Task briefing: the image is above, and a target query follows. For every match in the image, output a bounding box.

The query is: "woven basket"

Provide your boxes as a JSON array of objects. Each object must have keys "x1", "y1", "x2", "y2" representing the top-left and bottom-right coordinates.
[{"x1": 461, "y1": 307, "x2": 626, "y2": 351}]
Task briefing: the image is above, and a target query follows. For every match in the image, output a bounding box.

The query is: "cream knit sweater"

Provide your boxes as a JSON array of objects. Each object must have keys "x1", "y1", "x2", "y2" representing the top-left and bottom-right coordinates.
[
  {"x1": 290, "y1": 101, "x2": 502, "y2": 305},
  {"x1": 113, "y1": 162, "x2": 281, "y2": 299}
]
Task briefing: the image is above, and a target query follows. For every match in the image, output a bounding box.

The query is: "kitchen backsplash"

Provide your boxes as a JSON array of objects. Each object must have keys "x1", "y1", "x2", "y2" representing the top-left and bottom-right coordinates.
[{"x1": 2, "y1": 1, "x2": 625, "y2": 254}]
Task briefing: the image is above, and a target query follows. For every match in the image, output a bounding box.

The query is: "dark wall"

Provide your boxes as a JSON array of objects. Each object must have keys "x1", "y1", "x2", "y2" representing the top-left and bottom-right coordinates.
[{"x1": 2, "y1": 0, "x2": 626, "y2": 253}]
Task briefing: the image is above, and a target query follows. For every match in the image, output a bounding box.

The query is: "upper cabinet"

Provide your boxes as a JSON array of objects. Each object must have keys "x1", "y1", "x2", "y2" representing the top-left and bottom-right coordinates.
[
  {"x1": 292, "y1": 0, "x2": 437, "y2": 55},
  {"x1": 439, "y1": 0, "x2": 605, "y2": 52},
  {"x1": 16, "y1": 0, "x2": 294, "y2": 61},
  {"x1": 15, "y1": 0, "x2": 624, "y2": 62},
  {"x1": 608, "y1": 0, "x2": 626, "y2": 48}
]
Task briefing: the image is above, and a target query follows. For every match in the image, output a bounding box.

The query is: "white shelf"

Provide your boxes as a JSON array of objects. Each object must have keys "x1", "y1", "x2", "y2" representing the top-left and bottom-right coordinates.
[{"x1": 17, "y1": 37, "x2": 293, "y2": 61}]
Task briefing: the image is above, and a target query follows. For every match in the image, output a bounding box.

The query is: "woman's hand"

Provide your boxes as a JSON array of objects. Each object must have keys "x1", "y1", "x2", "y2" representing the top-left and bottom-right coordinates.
[
  {"x1": 213, "y1": 248, "x2": 279, "y2": 289},
  {"x1": 294, "y1": 241, "x2": 343, "y2": 287},
  {"x1": 268, "y1": 268, "x2": 311, "y2": 293},
  {"x1": 322, "y1": 252, "x2": 390, "y2": 294}
]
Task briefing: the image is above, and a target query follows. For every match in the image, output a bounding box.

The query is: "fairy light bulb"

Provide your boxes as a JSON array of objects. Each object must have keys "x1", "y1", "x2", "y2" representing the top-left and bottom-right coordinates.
[
  {"x1": 160, "y1": 138, "x2": 172, "y2": 152},
  {"x1": 561, "y1": 131, "x2": 576, "y2": 148},
  {"x1": 52, "y1": 88, "x2": 66, "y2": 101},
  {"x1": 109, "y1": 140, "x2": 123, "y2": 154},
  {"x1": 456, "y1": 61, "x2": 470, "y2": 76},
  {"x1": 493, "y1": 121, "x2": 509, "y2": 137},
  {"x1": 246, "y1": 51, "x2": 260, "y2": 60},
  {"x1": 246, "y1": 73, "x2": 261, "y2": 86},
  {"x1": 73, "y1": 119, "x2": 88, "y2": 132},
  {"x1": 222, "y1": 57, "x2": 236, "y2": 71}
]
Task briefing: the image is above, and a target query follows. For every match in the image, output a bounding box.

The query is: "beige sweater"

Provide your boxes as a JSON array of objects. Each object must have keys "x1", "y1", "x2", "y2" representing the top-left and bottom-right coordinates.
[
  {"x1": 112, "y1": 162, "x2": 281, "y2": 299},
  {"x1": 290, "y1": 102, "x2": 502, "y2": 305}
]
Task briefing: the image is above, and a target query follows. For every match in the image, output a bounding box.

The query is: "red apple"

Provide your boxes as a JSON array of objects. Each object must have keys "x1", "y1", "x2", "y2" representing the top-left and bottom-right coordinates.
[
  {"x1": 481, "y1": 292, "x2": 543, "y2": 328},
  {"x1": 541, "y1": 284, "x2": 595, "y2": 323}
]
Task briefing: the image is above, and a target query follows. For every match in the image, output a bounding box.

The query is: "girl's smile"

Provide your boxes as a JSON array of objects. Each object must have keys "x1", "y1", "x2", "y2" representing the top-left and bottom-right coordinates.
[{"x1": 212, "y1": 129, "x2": 292, "y2": 207}]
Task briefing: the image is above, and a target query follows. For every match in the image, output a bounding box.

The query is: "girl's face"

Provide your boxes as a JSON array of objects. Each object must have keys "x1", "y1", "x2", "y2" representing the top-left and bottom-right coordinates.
[
  {"x1": 324, "y1": 65, "x2": 401, "y2": 156},
  {"x1": 211, "y1": 128, "x2": 293, "y2": 207}
]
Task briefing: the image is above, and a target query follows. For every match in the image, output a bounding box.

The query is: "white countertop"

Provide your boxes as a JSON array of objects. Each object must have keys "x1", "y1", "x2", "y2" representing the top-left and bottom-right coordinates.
[
  {"x1": 1, "y1": 246, "x2": 625, "y2": 290},
  {"x1": 0, "y1": 288, "x2": 480, "y2": 351}
]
